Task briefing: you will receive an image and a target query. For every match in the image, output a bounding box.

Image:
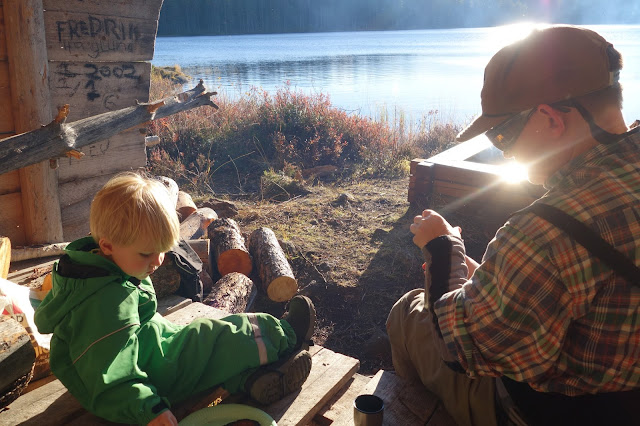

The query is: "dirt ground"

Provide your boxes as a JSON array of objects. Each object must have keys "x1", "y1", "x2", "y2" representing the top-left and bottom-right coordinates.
[{"x1": 214, "y1": 176, "x2": 502, "y2": 376}]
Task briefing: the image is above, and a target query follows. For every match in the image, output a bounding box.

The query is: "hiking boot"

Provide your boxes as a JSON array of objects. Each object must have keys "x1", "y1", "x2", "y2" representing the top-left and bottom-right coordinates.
[
  {"x1": 245, "y1": 349, "x2": 312, "y2": 405},
  {"x1": 282, "y1": 295, "x2": 316, "y2": 351}
]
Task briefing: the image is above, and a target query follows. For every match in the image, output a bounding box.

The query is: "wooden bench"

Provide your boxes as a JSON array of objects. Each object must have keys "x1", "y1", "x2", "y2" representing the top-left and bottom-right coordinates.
[{"x1": 0, "y1": 301, "x2": 361, "y2": 426}]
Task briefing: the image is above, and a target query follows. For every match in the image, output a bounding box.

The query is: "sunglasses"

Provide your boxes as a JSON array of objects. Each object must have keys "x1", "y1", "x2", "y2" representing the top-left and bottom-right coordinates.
[{"x1": 485, "y1": 108, "x2": 536, "y2": 151}]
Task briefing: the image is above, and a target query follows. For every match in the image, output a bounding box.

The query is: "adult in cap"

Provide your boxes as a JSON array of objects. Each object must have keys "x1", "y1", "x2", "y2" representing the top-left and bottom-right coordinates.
[{"x1": 387, "y1": 25, "x2": 639, "y2": 426}]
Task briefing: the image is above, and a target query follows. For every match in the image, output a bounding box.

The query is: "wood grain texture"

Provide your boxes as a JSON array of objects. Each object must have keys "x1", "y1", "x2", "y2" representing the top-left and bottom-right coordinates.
[
  {"x1": 265, "y1": 347, "x2": 360, "y2": 426},
  {"x1": 203, "y1": 272, "x2": 256, "y2": 314},
  {"x1": 0, "y1": 170, "x2": 20, "y2": 195},
  {"x1": 0, "y1": 60, "x2": 15, "y2": 134},
  {"x1": 44, "y1": 10, "x2": 160, "y2": 62},
  {"x1": 0, "y1": 192, "x2": 26, "y2": 245},
  {"x1": 0, "y1": 81, "x2": 216, "y2": 175},
  {"x1": 208, "y1": 218, "x2": 252, "y2": 277},
  {"x1": 42, "y1": 0, "x2": 164, "y2": 20},
  {"x1": 0, "y1": 316, "x2": 35, "y2": 399},
  {"x1": 48, "y1": 61, "x2": 151, "y2": 122},
  {"x1": 179, "y1": 208, "x2": 218, "y2": 240},
  {"x1": 5, "y1": 0, "x2": 63, "y2": 244},
  {"x1": 248, "y1": 227, "x2": 297, "y2": 302},
  {"x1": 0, "y1": 235, "x2": 9, "y2": 278},
  {"x1": 57, "y1": 129, "x2": 146, "y2": 183}
]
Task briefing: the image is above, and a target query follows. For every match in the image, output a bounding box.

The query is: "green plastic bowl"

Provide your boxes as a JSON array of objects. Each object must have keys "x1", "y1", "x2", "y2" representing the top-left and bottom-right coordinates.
[{"x1": 179, "y1": 404, "x2": 277, "y2": 426}]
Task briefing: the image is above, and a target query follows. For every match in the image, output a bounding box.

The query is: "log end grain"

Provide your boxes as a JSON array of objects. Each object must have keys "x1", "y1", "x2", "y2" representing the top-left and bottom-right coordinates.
[
  {"x1": 266, "y1": 276, "x2": 298, "y2": 302},
  {"x1": 217, "y1": 249, "x2": 252, "y2": 277}
]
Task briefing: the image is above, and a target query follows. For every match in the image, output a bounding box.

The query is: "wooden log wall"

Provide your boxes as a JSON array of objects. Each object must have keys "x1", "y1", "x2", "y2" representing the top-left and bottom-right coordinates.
[
  {"x1": 0, "y1": 0, "x2": 25, "y2": 245},
  {"x1": 0, "y1": 0, "x2": 163, "y2": 244}
]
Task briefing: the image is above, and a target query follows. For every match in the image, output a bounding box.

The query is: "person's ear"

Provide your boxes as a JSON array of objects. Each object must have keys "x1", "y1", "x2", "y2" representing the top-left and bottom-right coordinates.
[
  {"x1": 538, "y1": 104, "x2": 566, "y2": 137},
  {"x1": 99, "y1": 238, "x2": 114, "y2": 255}
]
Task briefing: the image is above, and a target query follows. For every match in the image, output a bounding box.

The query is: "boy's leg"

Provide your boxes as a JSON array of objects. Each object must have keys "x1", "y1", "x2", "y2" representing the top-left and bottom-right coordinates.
[
  {"x1": 241, "y1": 295, "x2": 316, "y2": 405},
  {"x1": 386, "y1": 289, "x2": 497, "y2": 426},
  {"x1": 223, "y1": 295, "x2": 315, "y2": 404}
]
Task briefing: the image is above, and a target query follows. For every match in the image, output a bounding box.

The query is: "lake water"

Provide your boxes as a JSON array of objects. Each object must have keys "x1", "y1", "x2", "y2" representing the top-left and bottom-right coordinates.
[{"x1": 153, "y1": 24, "x2": 640, "y2": 127}]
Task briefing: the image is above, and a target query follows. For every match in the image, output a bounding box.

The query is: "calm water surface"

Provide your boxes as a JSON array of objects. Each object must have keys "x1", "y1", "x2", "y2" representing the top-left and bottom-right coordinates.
[{"x1": 153, "y1": 25, "x2": 640, "y2": 126}]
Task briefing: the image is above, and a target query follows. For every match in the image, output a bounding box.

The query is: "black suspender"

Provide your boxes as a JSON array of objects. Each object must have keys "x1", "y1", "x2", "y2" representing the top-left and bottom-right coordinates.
[{"x1": 513, "y1": 203, "x2": 639, "y2": 286}]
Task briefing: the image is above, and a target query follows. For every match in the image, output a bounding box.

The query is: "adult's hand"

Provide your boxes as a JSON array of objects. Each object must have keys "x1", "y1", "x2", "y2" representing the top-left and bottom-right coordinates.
[
  {"x1": 410, "y1": 209, "x2": 461, "y2": 248},
  {"x1": 147, "y1": 410, "x2": 178, "y2": 426}
]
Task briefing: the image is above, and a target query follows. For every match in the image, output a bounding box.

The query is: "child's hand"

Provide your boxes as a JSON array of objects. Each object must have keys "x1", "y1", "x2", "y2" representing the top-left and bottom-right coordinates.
[
  {"x1": 410, "y1": 209, "x2": 461, "y2": 248},
  {"x1": 147, "y1": 410, "x2": 178, "y2": 426}
]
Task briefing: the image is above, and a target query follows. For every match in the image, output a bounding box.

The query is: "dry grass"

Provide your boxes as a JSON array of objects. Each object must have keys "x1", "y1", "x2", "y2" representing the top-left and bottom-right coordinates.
[{"x1": 216, "y1": 177, "x2": 497, "y2": 374}]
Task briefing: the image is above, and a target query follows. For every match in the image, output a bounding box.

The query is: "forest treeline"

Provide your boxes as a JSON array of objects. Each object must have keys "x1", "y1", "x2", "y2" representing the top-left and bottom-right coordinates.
[{"x1": 157, "y1": 0, "x2": 638, "y2": 36}]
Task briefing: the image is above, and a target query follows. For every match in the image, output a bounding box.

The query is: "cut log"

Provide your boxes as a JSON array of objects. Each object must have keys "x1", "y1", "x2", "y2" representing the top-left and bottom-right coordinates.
[
  {"x1": 248, "y1": 227, "x2": 298, "y2": 302},
  {"x1": 208, "y1": 218, "x2": 252, "y2": 277},
  {"x1": 0, "y1": 237, "x2": 10, "y2": 279},
  {"x1": 180, "y1": 208, "x2": 218, "y2": 240},
  {"x1": 159, "y1": 176, "x2": 179, "y2": 209},
  {"x1": 0, "y1": 80, "x2": 218, "y2": 176},
  {"x1": 0, "y1": 316, "x2": 35, "y2": 409},
  {"x1": 198, "y1": 198, "x2": 238, "y2": 219},
  {"x1": 177, "y1": 191, "x2": 197, "y2": 220},
  {"x1": 203, "y1": 272, "x2": 257, "y2": 314},
  {"x1": 187, "y1": 238, "x2": 211, "y2": 276}
]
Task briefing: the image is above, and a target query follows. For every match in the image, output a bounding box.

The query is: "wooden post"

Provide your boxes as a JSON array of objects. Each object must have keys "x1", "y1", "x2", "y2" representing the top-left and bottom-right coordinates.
[
  {"x1": 4, "y1": 0, "x2": 63, "y2": 244},
  {"x1": 0, "y1": 237, "x2": 10, "y2": 279}
]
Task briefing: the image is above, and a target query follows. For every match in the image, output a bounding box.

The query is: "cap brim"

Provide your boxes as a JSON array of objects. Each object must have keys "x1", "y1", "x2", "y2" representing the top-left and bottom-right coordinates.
[{"x1": 456, "y1": 114, "x2": 509, "y2": 142}]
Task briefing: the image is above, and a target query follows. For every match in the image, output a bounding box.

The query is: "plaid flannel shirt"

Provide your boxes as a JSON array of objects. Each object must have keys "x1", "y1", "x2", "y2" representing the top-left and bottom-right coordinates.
[{"x1": 425, "y1": 129, "x2": 640, "y2": 396}]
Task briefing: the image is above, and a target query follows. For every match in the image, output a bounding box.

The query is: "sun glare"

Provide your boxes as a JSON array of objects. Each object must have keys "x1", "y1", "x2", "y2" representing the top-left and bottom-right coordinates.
[
  {"x1": 498, "y1": 161, "x2": 529, "y2": 183},
  {"x1": 487, "y1": 22, "x2": 548, "y2": 50}
]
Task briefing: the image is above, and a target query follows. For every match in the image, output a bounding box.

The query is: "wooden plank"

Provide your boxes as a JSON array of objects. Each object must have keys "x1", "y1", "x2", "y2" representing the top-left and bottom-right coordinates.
[
  {"x1": 7, "y1": 256, "x2": 58, "y2": 286},
  {"x1": 0, "y1": 169, "x2": 19, "y2": 195},
  {"x1": 0, "y1": 2, "x2": 6, "y2": 61},
  {"x1": 164, "y1": 301, "x2": 229, "y2": 325},
  {"x1": 265, "y1": 347, "x2": 360, "y2": 426},
  {"x1": 58, "y1": 173, "x2": 112, "y2": 242},
  {"x1": 187, "y1": 238, "x2": 211, "y2": 277},
  {"x1": 0, "y1": 235, "x2": 10, "y2": 279},
  {"x1": 0, "y1": 60, "x2": 14, "y2": 134},
  {"x1": 312, "y1": 373, "x2": 370, "y2": 426},
  {"x1": 156, "y1": 294, "x2": 192, "y2": 317},
  {"x1": 5, "y1": 0, "x2": 63, "y2": 245},
  {"x1": 57, "y1": 129, "x2": 146, "y2": 242},
  {"x1": 49, "y1": 61, "x2": 151, "y2": 122},
  {"x1": 43, "y1": 0, "x2": 164, "y2": 21},
  {"x1": 44, "y1": 10, "x2": 160, "y2": 62},
  {"x1": 349, "y1": 370, "x2": 440, "y2": 426},
  {"x1": 59, "y1": 195, "x2": 92, "y2": 243},
  {"x1": 0, "y1": 192, "x2": 26, "y2": 246},
  {"x1": 57, "y1": 129, "x2": 146, "y2": 183},
  {"x1": 0, "y1": 376, "x2": 114, "y2": 426},
  {"x1": 58, "y1": 173, "x2": 113, "y2": 208}
]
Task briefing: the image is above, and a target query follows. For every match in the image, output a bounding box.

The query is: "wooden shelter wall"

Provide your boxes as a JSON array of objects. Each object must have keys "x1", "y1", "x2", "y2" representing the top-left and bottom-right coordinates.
[
  {"x1": 0, "y1": 1, "x2": 26, "y2": 245},
  {"x1": 43, "y1": 0, "x2": 163, "y2": 241}
]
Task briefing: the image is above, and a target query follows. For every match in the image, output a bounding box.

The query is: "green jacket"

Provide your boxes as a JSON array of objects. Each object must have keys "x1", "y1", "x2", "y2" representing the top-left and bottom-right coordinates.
[{"x1": 34, "y1": 237, "x2": 294, "y2": 424}]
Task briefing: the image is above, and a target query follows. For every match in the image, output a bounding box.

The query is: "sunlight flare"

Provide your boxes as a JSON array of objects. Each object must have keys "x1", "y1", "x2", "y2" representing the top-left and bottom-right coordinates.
[{"x1": 497, "y1": 162, "x2": 529, "y2": 183}]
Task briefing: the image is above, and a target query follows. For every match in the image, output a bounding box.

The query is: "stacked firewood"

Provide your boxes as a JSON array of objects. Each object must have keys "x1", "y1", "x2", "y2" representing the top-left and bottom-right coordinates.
[{"x1": 156, "y1": 178, "x2": 299, "y2": 314}]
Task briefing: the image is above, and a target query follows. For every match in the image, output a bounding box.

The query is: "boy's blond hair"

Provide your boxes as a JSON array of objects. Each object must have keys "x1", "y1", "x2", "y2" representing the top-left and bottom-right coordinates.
[{"x1": 90, "y1": 172, "x2": 180, "y2": 252}]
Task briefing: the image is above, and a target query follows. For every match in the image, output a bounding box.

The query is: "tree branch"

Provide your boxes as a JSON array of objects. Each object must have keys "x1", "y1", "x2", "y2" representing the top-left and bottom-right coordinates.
[{"x1": 0, "y1": 80, "x2": 218, "y2": 176}]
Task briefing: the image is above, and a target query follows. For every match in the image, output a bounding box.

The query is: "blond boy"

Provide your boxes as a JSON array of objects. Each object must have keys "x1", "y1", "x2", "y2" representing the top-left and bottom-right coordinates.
[{"x1": 35, "y1": 172, "x2": 315, "y2": 425}]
